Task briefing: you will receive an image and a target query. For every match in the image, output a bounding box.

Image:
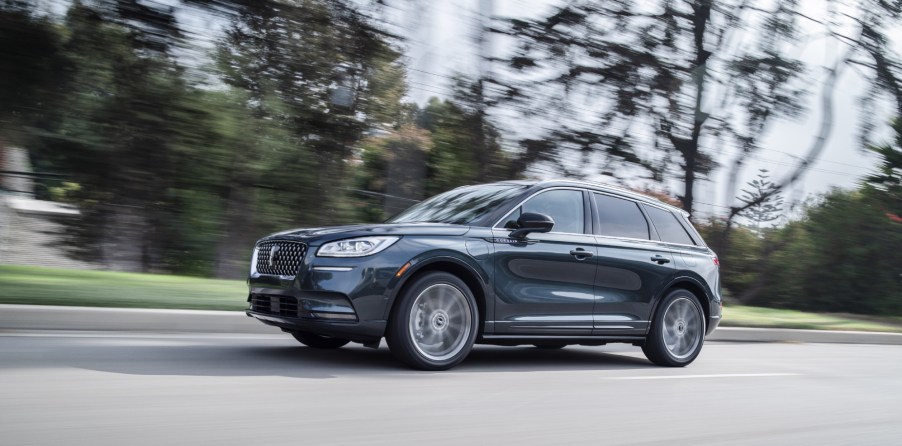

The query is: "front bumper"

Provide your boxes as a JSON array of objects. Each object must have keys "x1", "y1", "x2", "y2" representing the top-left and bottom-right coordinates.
[
  {"x1": 247, "y1": 238, "x2": 409, "y2": 343},
  {"x1": 246, "y1": 309, "x2": 386, "y2": 343}
]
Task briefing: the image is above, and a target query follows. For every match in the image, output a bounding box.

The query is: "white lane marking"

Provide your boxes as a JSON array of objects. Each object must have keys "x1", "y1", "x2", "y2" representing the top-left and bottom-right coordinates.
[{"x1": 606, "y1": 373, "x2": 800, "y2": 380}]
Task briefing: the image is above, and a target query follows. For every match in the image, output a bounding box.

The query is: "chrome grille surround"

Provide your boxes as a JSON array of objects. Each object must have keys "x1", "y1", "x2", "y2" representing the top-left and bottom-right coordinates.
[{"x1": 254, "y1": 241, "x2": 306, "y2": 277}]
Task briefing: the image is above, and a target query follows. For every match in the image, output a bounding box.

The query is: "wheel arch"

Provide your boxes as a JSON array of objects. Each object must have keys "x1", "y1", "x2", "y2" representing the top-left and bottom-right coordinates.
[
  {"x1": 383, "y1": 255, "x2": 490, "y2": 331},
  {"x1": 648, "y1": 275, "x2": 714, "y2": 334}
]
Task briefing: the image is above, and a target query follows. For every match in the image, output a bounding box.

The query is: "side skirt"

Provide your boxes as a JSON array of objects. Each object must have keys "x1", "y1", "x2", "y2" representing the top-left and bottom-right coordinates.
[{"x1": 477, "y1": 334, "x2": 645, "y2": 347}]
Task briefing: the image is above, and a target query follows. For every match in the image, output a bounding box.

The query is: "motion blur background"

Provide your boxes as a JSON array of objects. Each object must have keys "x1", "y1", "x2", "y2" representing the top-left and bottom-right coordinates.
[{"x1": 0, "y1": 0, "x2": 900, "y2": 317}]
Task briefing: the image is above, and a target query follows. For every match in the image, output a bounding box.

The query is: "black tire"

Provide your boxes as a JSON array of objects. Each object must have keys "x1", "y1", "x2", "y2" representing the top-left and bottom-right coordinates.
[
  {"x1": 642, "y1": 289, "x2": 706, "y2": 367},
  {"x1": 290, "y1": 331, "x2": 350, "y2": 349},
  {"x1": 386, "y1": 271, "x2": 479, "y2": 371}
]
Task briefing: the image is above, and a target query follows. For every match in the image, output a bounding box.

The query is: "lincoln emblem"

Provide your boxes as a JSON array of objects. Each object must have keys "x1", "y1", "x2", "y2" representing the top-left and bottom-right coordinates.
[{"x1": 268, "y1": 245, "x2": 280, "y2": 267}]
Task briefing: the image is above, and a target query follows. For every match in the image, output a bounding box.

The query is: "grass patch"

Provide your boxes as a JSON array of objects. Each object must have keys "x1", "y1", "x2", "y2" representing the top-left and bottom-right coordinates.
[
  {"x1": 2, "y1": 266, "x2": 902, "y2": 332},
  {"x1": 722, "y1": 305, "x2": 902, "y2": 333},
  {"x1": 0, "y1": 265, "x2": 247, "y2": 311}
]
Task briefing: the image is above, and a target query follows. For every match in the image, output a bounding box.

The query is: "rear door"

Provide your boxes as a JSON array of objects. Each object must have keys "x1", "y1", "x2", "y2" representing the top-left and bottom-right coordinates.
[
  {"x1": 491, "y1": 188, "x2": 598, "y2": 335},
  {"x1": 590, "y1": 193, "x2": 676, "y2": 336}
]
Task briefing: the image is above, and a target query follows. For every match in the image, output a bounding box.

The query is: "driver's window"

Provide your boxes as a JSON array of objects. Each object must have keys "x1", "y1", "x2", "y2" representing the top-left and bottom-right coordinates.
[{"x1": 502, "y1": 189, "x2": 584, "y2": 234}]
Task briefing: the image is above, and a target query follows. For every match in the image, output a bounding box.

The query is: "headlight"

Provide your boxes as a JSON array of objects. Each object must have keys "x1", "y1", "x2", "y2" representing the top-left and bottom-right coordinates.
[{"x1": 316, "y1": 236, "x2": 400, "y2": 257}]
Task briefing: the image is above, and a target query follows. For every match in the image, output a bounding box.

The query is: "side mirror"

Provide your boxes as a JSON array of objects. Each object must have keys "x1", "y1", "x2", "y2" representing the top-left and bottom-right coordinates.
[{"x1": 509, "y1": 212, "x2": 554, "y2": 239}]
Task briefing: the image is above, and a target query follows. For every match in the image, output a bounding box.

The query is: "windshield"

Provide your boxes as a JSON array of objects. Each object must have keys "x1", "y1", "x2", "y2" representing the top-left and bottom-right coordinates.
[{"x1": 388, "y1": 184, "x2": 528, "y2": 225}]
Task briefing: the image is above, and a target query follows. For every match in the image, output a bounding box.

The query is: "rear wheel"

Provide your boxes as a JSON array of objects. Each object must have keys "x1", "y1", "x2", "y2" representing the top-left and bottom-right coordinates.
[
  {"x1": 386, "y1": 272, "x2": 478, "y2": 371},
  {"x1": 290, "y1": 331, "x2": 350, "y2": 349},
  {"x1": 642, "y1": 289, "x2": 705, "y2": 367}
]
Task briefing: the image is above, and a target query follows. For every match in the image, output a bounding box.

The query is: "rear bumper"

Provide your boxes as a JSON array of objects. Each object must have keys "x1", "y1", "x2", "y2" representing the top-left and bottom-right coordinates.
[
  {"x1": 707, "y1": 315, "x2": 721, "y2": 336},
  {"x1": 246, "y1": 310, "x2": 386, "y2": 344}
]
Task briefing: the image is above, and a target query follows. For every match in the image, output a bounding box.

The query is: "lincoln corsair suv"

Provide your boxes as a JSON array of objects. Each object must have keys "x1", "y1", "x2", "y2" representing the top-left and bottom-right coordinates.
[{"x1": 246, "y1": 180, "x2": 722, "y2": 370}]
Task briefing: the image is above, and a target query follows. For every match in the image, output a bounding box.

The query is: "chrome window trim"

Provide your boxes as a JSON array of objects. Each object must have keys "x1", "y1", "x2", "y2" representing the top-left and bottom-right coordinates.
[{"x1": 491, "y1": 187, "x2": 590, "y2": 234}]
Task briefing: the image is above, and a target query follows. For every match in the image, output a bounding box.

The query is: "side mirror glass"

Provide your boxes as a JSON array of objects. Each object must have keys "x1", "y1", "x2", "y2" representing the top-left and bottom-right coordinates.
[{"x1": 509, "y1": 212, "x2": 554, "y2": 239}]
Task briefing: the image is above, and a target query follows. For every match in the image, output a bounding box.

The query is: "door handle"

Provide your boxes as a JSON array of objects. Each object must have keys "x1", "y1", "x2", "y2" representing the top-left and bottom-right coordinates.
[
  {"x1": 651, "y1": 255, "x2": 671, "y2": 264},
  {"x1": 570, "y1": 249, "x2": 594, "y2": 259}
]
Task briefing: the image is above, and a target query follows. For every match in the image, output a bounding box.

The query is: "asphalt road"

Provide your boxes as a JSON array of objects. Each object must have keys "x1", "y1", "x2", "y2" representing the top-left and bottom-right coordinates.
[{"x1": 2, "y1": 332, "x2": 901, "y2": 446}]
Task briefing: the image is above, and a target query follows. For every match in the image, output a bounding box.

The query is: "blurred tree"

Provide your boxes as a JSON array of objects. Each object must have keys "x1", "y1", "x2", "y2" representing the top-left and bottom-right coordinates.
[
  {"x1": 731, "y1": 118, "x2": 902, "y2": 311},
  {"x1": 755, "y1": 189, "x2": 902, "y2": 314},
  {"x1": 863, "y1": 118, "x2": 902, "y2": 215},
  {"x1": 738, "y1": 169, "x2": 784, "y2": 234},
  {"x1": 211, "y1": 0, "x2": 407, "y2": 276},
  {"x1": 354, "y1": 88, "x2": 513, "y2": 223},
  {"x1": 29, "y1": 2, "x2": 217, "y2": 273},
  {"x1": 492, "y1": 0, "x2": 902, "y2": 220},
  {"x1": 492, "y1": 1, "x2": 808, "y2": 215},
  {"x1": 418, "y1": 81, "x2": 512, "y2": 195},
  {"x1": 696, "y1": 218, "x2": 765, "y2": 302},
  {"x1": 0, "y1": 4, "x2": 65, "y2": 147},
  {"x1": 354, "y1": 124, "x2": 433, "y2": 221}
]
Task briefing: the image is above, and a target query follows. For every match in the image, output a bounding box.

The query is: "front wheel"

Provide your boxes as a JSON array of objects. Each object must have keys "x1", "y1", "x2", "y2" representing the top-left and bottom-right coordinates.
[
  {"x1": 386, "y1": 272, "x2": 478, "y2": 371},
  {"x1": 291, "y1": 331, "x2": 350, "y2": 349},
  {"x1": 642, "y1": 289, "x2": 705, "y2": 367}
]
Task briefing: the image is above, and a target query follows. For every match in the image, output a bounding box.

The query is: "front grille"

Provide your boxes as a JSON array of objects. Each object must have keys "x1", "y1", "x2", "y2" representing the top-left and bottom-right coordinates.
[
  {"x1": 250, "y1": 294, "x2": 299, "y2": 317},
  {"x1": 255, "y1": 241, "x2": 306, "y2": 276}
]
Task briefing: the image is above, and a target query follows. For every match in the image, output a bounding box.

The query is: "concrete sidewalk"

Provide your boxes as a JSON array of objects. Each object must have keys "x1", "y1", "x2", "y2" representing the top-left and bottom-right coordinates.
[{"x1": 2, "y1": 304, "x2": 902, "y2": 345}]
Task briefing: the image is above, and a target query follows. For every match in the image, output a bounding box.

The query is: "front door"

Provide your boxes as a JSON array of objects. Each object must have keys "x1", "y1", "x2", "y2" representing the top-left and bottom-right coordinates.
[{"x1": 491, "y1": 188, "x2": 597, "y2": 335}]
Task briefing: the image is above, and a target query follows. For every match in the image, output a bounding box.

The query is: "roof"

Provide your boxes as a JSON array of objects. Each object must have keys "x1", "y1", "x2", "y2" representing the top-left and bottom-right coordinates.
[
  {"x1": 501, "y1": 179, "x2": 689, "y2": 216},
  {"x1": 448, "y1": 179, "x2": 690, "y2": 217}
]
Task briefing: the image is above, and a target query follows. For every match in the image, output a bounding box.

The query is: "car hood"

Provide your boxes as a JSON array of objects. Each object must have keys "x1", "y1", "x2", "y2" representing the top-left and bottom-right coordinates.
[{"x1": 259, "y1": 223, "x2": 471, "y2": 243}]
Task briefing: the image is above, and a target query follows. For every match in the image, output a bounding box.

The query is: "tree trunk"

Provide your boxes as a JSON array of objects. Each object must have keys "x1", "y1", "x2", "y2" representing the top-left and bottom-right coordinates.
[
  {"x1": 214, "y1": 181, "x2": 256, "y2": 279},
  {"x1": 102, "y1": 204, "x2": 146, "y2": 272}
]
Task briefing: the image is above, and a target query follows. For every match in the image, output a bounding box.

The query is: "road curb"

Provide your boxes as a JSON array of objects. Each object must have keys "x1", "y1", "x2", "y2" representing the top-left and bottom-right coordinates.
[
  {"x1": 709, "y1": 326, "x2": 902, "y2": 345},
  {"x1": 0, "y1": 304, "x2": 278, "y2": 334},
  {"x1": 1, "y1": 304, "x2": 901, "y2": 345}
]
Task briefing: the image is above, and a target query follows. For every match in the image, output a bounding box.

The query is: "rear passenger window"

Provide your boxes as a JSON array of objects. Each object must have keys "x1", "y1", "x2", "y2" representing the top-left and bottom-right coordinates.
[
  {"x1": 594, "y1": 194, "x2": 649, "y2": 240},
  {"x1": 644, "y1": 205, "x2": 695, "y2": 245}
]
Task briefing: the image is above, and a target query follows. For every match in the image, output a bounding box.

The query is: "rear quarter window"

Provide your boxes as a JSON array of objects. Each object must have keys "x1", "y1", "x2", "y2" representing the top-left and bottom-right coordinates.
[{"x1": 643, "y1": 205, "x2": 695, "y2": 245}]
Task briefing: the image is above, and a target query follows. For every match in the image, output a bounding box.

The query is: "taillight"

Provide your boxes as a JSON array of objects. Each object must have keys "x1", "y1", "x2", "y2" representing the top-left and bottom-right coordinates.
[{"x1": 713, "y1": 257, "x2": 720, "y2": 266}]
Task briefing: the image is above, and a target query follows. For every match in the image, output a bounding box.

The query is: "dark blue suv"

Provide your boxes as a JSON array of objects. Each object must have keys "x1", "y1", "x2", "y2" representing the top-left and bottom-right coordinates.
[{"x1": 246, "y1": 180, "x2": 722, "y2": 370}]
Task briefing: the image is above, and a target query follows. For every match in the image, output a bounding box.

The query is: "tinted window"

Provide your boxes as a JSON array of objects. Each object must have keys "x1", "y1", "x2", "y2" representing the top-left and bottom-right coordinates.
[
  {"x1": 644, "y1": 205, "x2": 695, "y2": 245},
  {"x1": 594, "y1": 194, "x2": 649, "y2": 239},
  {"x1": 389, "y1": 184, "x2": 528, "y2": 225},
  {"x1": 503, "y1": 189, "x2": 584, "y2": 234}
]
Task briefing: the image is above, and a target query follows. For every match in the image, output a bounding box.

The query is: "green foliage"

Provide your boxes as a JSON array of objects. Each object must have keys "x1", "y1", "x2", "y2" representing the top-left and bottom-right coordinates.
[
  {"x1": 863, "y1": 118, "x2": 902, "y2": 215},
  {"x1": 354, "y1": 124, "x2": 433, "y2": 221},
  {"x1": 697, "y1": 219, "x2": 765, "y2": 302},
  {"x1": 420, "y1": 96, "x2": 506, "y2": 196},
  {"x1": 1, "y1": 1, "x2": 420, "y2": 277},
  {"x1": 758, "y1": 190, "x2": 902, "y2": 314},
  {"x1": 0, "y1": 5, "x2": 64, "y2": 145},
  {"x1": 353, "y1": 80, "x2": 514, "y2": 223}
]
